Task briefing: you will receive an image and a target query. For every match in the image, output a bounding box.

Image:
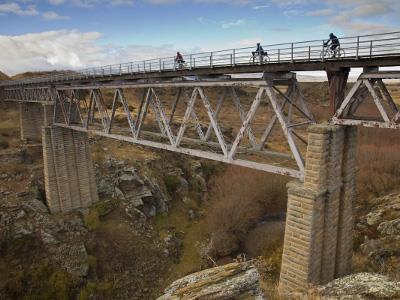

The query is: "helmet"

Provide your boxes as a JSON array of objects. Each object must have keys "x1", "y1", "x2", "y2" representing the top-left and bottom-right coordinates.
[
  {"x1": 257, "y1": 43, "x2": 260, "y2": 46},
  {"x1": 329, "y1": 33, "x2": 334, "y2": 37}
]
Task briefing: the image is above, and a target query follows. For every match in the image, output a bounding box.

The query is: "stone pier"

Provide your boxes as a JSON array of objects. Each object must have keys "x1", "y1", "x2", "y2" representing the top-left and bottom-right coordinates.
[
  {"x1": 279, "y1": 124, "x2": 357, "y2": 293},
  {"x1": 42, "y1": 126, "x2": 98, "y2": 213},
  {"x1": 20, "y1": 102, "x2": 54, "y2": 141}
]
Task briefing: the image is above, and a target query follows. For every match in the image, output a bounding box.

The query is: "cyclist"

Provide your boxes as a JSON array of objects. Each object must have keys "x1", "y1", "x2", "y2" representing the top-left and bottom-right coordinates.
[
  {"x1": 175, "y1": 52, "x2": 185, "y2": 68},
  {"x1": 324, "y1": 33, "x2": 340, "y2": 57},
  {"x1": 252, "y1": 43, "x2": 267, "y2": 63}
]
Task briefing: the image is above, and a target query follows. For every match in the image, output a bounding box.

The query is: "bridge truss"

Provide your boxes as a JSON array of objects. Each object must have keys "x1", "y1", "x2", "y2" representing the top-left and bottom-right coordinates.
[
  {"x1": 2, "y1": 74, "x2": 315, "y2": 179},
  {"x1": 332, "y1": 71, "x2": 400, "y2": 128}
]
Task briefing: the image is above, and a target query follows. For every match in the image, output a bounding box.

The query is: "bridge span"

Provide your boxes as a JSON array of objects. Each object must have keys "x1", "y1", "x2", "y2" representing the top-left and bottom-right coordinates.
[{"x1": 0, "y1": 30, "x2": 400, "y2": 295}]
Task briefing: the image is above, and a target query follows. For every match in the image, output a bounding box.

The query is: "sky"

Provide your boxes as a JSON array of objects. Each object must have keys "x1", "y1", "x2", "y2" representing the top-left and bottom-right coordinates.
[{"x1": 0, "y1": 0, "x2": 399, "y2": 75}]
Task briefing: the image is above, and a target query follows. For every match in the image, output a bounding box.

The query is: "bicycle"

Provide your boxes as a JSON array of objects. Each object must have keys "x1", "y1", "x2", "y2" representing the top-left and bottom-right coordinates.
[
  {"x1": 249, "y1": 53, "x2": 270, "y2": 64},
  {"x1": 174, "y1": 60, "x2": 187, "y2": 70},
  {"x1": 320, "y1": 46, "x2": 345, "y2": 60}
]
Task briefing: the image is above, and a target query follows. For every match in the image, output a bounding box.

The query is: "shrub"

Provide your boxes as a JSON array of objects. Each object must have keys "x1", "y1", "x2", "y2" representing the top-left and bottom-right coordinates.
[
  {"x1": 201, "y1": 161, "x2": 225, "y2": 181},
  {"x1": 79, "y1": 281, "x2": 114, "y2": 300},
  {"x1": 0, "y1": 138, "x2": 9, "y2": 149},
  {"x1": 3, "y1": 262, "x2": 77, "y2": 300},
  {"x1": 163, "y1": 175, "x2": 181, "y2": 194},
  {"x1": 84, "y1": 211, "x2": 100, "y2": 231},
  {"x1": 93, "y1": 199, "x2": 118, "y2": 216}
]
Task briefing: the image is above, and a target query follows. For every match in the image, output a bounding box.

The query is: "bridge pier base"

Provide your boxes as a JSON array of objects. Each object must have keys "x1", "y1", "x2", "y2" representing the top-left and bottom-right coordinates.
[
  {"x1": 42, "y1": 126, "x2": 98, "y2": 213},
  {"x1": 19, "y1": 102, "x2": 54, "y2": 141},
  {"x1": 279, "y1": 124, "x2": 357, "y2": 293}
]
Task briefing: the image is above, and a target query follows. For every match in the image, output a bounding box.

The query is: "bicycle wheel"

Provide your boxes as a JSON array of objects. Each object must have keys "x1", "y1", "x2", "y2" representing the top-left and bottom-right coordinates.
[
  {"x1": 249, "y1": 56, "x2": 258, "y2": 64},
  {"x1": 338, "y1": 48, "x2": 345, "y2": 58},
  {"x1": 320, "y1": 49, "x2": 330, "y2": 60},
  {"x1": 262, "y1": 55, "x2": 270, "y2": 63}
]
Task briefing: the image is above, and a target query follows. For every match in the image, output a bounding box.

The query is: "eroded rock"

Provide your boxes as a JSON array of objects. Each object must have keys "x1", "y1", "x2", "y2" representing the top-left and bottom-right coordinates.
[{"x1": 157, "y1": 262, "x2": 264, "y2": 300}]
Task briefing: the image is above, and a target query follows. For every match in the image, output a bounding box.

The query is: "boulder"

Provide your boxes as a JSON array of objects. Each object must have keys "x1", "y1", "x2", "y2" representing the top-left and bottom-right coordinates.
[
  {"x1": 378, "y1": 218, "x2": 400, "y2": 236},
  {"x1": 157, "y1": 262, "x2": 264, "y2": 300},
  {"x1": 318, "y1": 273, "x2": 400, "y2": 299}
]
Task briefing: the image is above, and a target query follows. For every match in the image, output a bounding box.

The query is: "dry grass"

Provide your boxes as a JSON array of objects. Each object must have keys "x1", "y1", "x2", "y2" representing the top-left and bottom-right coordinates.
[
  {"x1": 357, "y1": 127, "x2": 400, "y2": 200},
  {"x1": 206, "y1": 166, "x2": 288, "y2": 258}
]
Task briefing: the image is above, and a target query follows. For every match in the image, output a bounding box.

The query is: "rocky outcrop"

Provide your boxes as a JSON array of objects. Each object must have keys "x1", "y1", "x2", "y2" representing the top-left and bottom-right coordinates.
[
  {"x1": 96, "y1": 157, "x2": 169, "y2": 217},
  {"x1": 157, "y1": 262, "x2": 264, "y2": 300},
  {"x1": 318, "y1": 273, "x2": 400, "y2": 299},
  {"x1": 0, "y1": 197, "x2": 89, "y2": 278},
  {"x1": 356, "y1": 192, "x2": 400, "y2": 269}
]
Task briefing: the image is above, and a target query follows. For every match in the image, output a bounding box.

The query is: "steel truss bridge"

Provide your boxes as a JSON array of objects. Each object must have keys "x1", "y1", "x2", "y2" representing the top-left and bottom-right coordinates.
[{"x1": 1, "y1": 31, "x2": 400, "y2": 179}]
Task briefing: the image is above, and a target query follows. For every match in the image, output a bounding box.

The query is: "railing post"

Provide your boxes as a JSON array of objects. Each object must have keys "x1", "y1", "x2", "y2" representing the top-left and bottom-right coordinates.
[
  {"x1": 131, "y1": 63, "x2": 133, "y2": 74},
  {"x1": 322, "y1": 40, "x2": 325, "y2": 62},
  {"x1": 308, "y1": 46, "x2": 311, "y2": 61},
  {"x1": 190, "y1": 54, "x2": 193, "y2": 69},
  {"x1": 159, "y1": 59, "x2": 162, "y2": 72},
  {"x1": 233, "y1": 49, "x2": 236, "y2": 66},
  {"x1": 356, "y1": 36, "x2": 360, "y2": 59},
  {"x1": 109, "y1": 65, "x2": 112, "y2": 76},
  {"x1": 119, "y1": 64, "x2": 122, "y2": 75},
  {"x1": 370, "y1": 40, "x2": 373, "y2": 58},
  {"x1": 143, "y1": 60, "x2": 146, "y2": 72},
  {"x1": 291, "y1": 43, "x2": 294, "y2": 63},
  {"x1": 193, "y1": 58, "x2": 196, "y2": 68},
  {"x1": 278, "y1": 49, "x2": 280, "y2": 63},
  {"x1": 210, "y1": 52, "x2": 213, "y2": 67},
  {"x1": 230, "y1": 54, "x2": 233, "y2": 66}
]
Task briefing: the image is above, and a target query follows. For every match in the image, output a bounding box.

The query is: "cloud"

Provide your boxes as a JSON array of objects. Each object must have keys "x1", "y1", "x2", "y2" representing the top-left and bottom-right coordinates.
[
  {"x1": 0, "y1": 2, "x2": 38, "y2": 16},
  {"x1": 197, "y1": 17, "x2": 246, "y2": 29},
  {"x1": 43, "y1": 11, "x2": 70, "y2": 20},
  {"x1": 0, "y1": 30, "x2": 180, "y2": 75},
  {"x1": 252, "y1": 4, "x2": 269, "y2": 10},
  {"x1": 301, "y1": 0, "x2": 400, "y2": 34},
  {"x1": 48, "y1": 0, "x2": 65, "y2": 5},
  {"x1": 306, "y1": 8, "x2": 334, "y2": 16},
  {"x1": 221, "y1": 19, "x2": 245, "y2": 29}
]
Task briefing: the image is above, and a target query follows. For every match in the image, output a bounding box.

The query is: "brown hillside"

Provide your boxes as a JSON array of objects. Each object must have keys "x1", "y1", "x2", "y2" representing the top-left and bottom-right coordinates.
[
  {"x1": 11, "y1": 71, "x2": 59, "y2": 80},
  {"x1": 12, "y1": 70, "x2": 78, "y2": 81},
  {"x1": 0, "y1": 71, "x2": 10, "y2": 81}
]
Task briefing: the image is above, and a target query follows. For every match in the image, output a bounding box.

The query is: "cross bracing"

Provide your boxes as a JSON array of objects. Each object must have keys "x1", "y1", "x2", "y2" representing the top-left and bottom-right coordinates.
[{"x1": 332, "y1": 71, "x2": 400, "y2": 129}]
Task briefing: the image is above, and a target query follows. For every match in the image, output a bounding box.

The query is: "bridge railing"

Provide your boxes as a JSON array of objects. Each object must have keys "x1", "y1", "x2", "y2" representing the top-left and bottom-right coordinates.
[{"x1": 2, "y1": 31, "x2": 400, "y2": 86}]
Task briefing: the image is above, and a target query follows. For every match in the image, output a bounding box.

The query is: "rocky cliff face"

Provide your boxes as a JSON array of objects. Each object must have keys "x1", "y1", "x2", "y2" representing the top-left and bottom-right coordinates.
[{"x1": 157, "y1": 262, "x2": 264, "y2": 300}]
